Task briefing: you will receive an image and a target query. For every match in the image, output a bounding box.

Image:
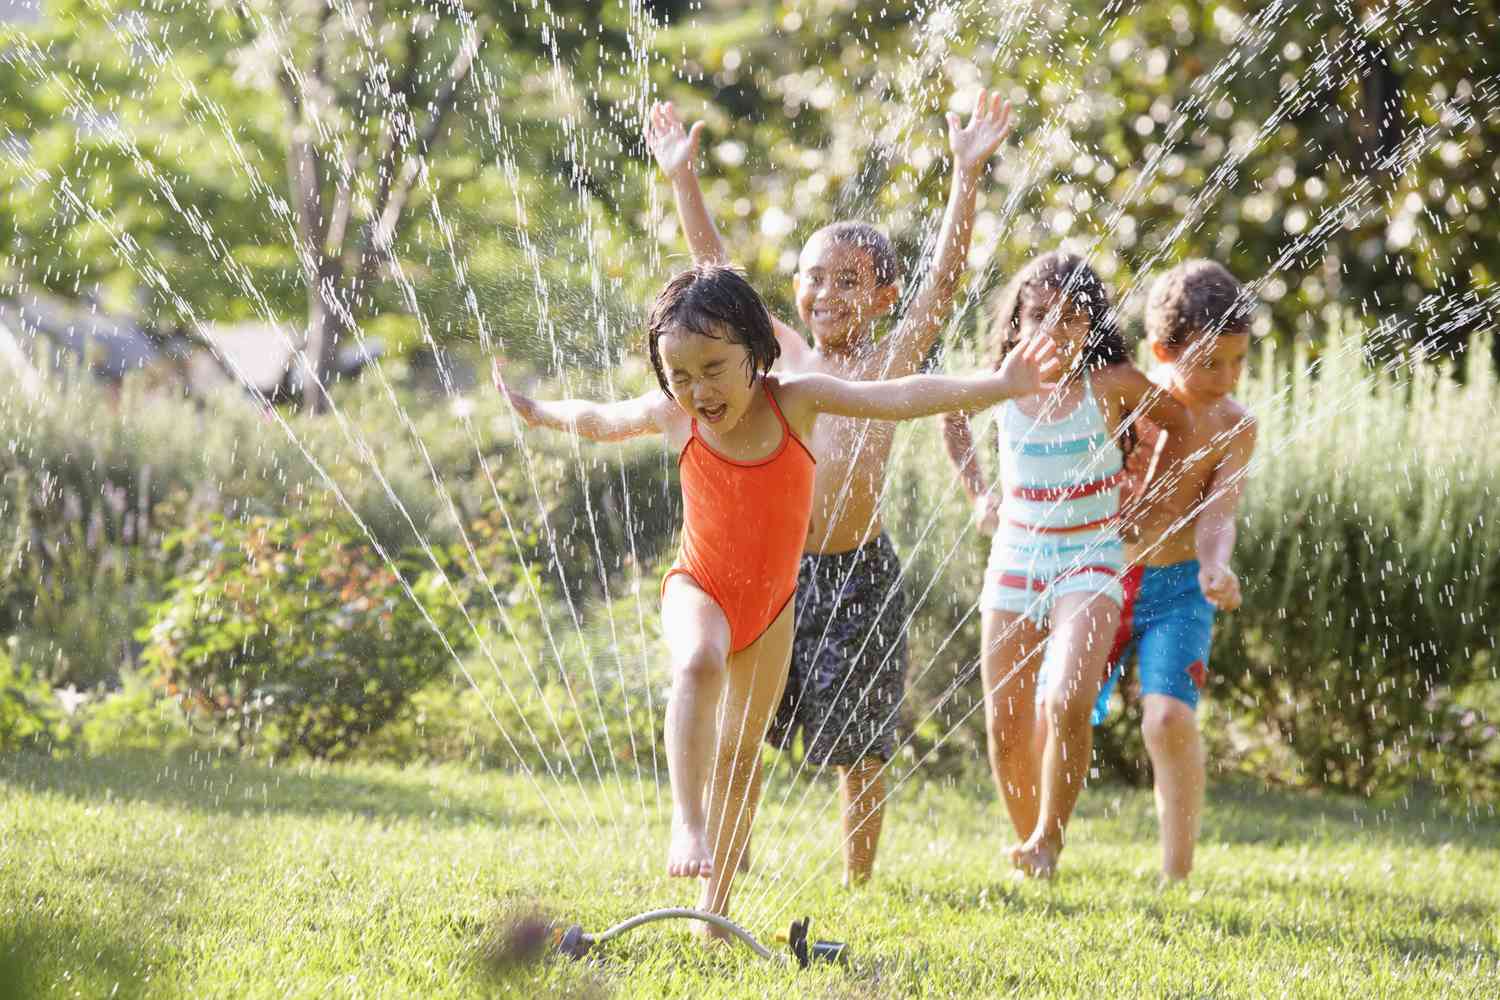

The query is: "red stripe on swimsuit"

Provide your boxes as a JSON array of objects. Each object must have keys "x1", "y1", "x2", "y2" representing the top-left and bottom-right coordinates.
[
  {"x1": 1005, "y1": 515, "x2": 1118, "y2": 535},
  {"x1": 1010, "y1": 470, "x2": 1125, "y2": 502},
  {"x1": 994, "y1": 563, "x2": 1121, "y2": 592}
]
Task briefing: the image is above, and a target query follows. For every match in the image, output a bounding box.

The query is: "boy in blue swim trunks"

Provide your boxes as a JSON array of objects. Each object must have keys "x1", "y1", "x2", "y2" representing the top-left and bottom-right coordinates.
[{"x1": 1095, "y1": 260, "x2": 1257, "y2": 882}]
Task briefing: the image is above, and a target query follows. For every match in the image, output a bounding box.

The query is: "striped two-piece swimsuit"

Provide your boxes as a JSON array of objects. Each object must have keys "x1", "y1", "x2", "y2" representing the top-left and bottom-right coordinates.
[{"x1": 980, "y1": 374, "x2": 1126, "y2": 624}]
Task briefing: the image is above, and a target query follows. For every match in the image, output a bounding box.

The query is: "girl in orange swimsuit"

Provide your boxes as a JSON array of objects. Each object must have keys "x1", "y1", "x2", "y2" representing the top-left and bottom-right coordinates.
[{"x1": 495, "y1": 264, "x2": 1057, "y2": 939}]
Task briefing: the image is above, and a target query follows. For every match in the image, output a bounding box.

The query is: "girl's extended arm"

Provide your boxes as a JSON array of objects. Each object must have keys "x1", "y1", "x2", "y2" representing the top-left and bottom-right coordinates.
[
  {"x1": 1194, "y1": 415, "x2": 1257, "y2": 610},
  {"x1": 492, "y1": 359, "x2": 671, "y2": 442},
  {"x1": 1102, "y1": 363, "x2": 1191, "y2": 434},
  {"x1": 786, "y1": 333, "x2": 1056, "y2": 422},
  {"x1": 942, "y1": 412, "x2": 990, "y2": 503},
  {"x1": 943, "y1": 411, "x2": 1002, "y2": 535}
]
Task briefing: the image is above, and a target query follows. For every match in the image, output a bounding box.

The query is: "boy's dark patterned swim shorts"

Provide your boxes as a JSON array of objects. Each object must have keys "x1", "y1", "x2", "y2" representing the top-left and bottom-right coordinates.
[{"x1": 765, "y1": 533, "x2": 908, "y2": 766}]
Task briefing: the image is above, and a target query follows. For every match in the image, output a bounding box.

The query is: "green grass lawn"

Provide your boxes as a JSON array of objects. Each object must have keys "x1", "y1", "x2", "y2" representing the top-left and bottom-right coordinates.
[{"x1": 2, "y1": 751, "x2": 1497, "y2": 999}]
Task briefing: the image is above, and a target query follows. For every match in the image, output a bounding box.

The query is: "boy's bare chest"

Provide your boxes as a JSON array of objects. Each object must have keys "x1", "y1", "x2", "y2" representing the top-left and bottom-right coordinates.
[
  {"x1": 810, "y1": 415, "x2": 896, "y2": 486},
  {"x1": 1145, "y1": 420, "x2": 1231, "y2": 512}
]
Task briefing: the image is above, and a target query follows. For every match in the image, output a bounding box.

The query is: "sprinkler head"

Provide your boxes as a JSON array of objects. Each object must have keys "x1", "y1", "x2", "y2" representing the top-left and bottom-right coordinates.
[
  {"x1": 788, "y1": 917, "x2": 848, "y2": 969},
  {"x1": 556, "y1": 923, "x2": 593, "y2": 960}
]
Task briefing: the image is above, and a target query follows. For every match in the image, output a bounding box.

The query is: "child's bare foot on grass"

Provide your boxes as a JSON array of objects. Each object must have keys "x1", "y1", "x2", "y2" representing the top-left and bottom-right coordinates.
[
  {"x1": 842, "y1": 868, "x2": 872, "y2": 889},
  {"x1": 1010, "y1": 834, "x2": 1061, "y2": 879},
  {"x1": 667, "y1": 821, "x2": 713, "y2": 878}
]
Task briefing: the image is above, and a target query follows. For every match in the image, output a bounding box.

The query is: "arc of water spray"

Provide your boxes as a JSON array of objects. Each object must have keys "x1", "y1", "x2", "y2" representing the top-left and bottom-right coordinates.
[
  {"x1": 1, "y1": 9, "x2": 642, "y2": 843},
  {"x1": 740, "y1": 0, "x2": 1483, "y2": 905}
]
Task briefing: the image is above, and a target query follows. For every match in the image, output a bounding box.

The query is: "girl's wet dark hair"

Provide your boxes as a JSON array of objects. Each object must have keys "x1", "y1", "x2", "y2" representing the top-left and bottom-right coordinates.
[
  {"x1": 991, "y1": 251, "x2": 1129, "y2": 377},
  {"x1": 647, "y1": 265, "x2": 780, "y2": 396}
]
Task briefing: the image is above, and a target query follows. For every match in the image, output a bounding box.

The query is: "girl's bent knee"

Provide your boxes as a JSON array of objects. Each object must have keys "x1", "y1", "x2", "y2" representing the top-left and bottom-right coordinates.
[
  {"x1": 674, "y1": 644, "x2": 726, "y2": 684},
  {"x1": 987, "y1": 714, "x2": 1031, "y2": 753}
]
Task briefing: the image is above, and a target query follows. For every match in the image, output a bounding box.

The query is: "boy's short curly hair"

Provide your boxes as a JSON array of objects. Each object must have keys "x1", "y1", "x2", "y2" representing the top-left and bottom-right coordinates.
[
  {"x1": 646, "y1": 265, "x2": 780, "y2": 396},
  {"x1": 812, "y1": 222, "x2": 903, "y2": 287},
  {"x1": 1146, "y1": 260, "x2": 1251, "y2": 349}
]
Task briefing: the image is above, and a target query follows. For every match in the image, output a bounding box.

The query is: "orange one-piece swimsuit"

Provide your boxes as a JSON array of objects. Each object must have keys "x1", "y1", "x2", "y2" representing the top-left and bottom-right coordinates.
[{"x1": 661, "y1": 383, "x2": 816, "y2": 653}]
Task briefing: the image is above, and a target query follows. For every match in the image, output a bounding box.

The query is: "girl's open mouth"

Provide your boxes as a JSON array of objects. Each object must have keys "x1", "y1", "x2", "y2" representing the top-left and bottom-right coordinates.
[{"x1": 699, "y1": 402, "x2": 728, "y2": 423}]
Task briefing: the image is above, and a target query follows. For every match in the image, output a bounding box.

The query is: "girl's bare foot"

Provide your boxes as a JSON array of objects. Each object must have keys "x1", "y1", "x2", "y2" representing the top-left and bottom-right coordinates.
[
  {"x1": 667, "y1": 821, "x2": 713, "y2": 878},
  {"x1": 1009, "y1": 834, "x2": 1061, "y2": 879}
]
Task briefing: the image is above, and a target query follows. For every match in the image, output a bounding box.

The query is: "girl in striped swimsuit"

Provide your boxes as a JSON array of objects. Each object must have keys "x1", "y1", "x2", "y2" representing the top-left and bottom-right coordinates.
[{"x1": 944, "y1": 251, "x2": 1187, "y2": 878}]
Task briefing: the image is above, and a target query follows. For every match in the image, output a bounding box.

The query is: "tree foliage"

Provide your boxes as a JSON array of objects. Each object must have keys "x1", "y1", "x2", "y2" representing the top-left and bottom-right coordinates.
[{"x1": 1, "y1": 0, "x2": 1497, "y2": 391}]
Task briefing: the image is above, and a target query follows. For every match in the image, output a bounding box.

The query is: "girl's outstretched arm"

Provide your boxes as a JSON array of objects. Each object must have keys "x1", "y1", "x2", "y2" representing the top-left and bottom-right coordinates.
[
  {"x1": 942, "y1": 411, "x2": 1002, "y2": 536},
  {"x1": 493, "y1": 359, "x2": 674, "y2": 442},
  {"x1": 784, "y1": 333, "x2": 1057, "y2": 422},
  {"x1": 942, "y1": 412, "x2": 990, "y2": 502},
  {"x1": 1100, "y1": 363, "x2": 1191, "y2": 434}
]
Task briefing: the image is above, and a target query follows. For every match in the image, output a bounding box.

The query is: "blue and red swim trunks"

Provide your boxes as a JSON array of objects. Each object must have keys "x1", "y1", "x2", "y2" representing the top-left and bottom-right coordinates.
[{"x1": 1092, "y1": 559, "x2": 1215, "y2": 724}]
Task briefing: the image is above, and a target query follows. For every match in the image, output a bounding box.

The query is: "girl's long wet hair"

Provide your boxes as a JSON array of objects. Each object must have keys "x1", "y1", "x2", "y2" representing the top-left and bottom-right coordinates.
[
  {"x1": 991, "y1": 251, "x2": 1129, "y2": 378},
  {"x1": 646, "y1": 265, "x2": 781, "y2": 396}
]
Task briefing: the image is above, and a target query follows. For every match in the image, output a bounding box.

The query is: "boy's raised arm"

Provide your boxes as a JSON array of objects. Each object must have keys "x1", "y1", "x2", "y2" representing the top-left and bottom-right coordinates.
[
  {"x1": 881, "y1": 91, "x2": 1014, "y2": 378},
  {"x1": 492, "y1": 358, "x2": 673, "y2": 442}
]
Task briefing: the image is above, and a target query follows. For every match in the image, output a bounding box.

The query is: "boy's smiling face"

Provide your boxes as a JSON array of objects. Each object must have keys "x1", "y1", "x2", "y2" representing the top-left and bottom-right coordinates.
[
  {"x1": 794, "y1": 233, "x2": 899, "y2": 352},
  {"x1": 657, "y1": 323, "x2": 758, "y2": 431}
]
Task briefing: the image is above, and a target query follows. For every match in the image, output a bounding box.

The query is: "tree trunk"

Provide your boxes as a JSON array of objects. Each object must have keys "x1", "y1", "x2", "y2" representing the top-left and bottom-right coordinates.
[{"x1": 301, "y1": 257, "x2": 346, "y2": 415}]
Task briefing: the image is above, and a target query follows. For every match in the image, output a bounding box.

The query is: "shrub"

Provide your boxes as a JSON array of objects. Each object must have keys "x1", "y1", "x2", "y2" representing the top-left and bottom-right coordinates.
[
  {"x1": 72, "y1": 666, "x2": 198, "y2": 756},
  {"x1": 140, "y1": 500, "x2": 475, "y2": 760},
  {"x1": 1207, "y1": 334, "x2": 1500, "y2": 794},
  {"x1": 0, "y1": 644, "x2": 66, "y2": 752}
]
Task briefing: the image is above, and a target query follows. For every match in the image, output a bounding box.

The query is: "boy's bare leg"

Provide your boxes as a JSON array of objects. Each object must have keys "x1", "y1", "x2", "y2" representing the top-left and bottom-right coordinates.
[
  {"x1": 980, "y1": 610, "x2": 1048, "y2": 841},
  {"x1": 1141, "y1": 693, "x2": 1205, "y2": 882},
  {"x1": 697, "y1": 601, "x2": 794, "y2": 939},
  {"x1": 838, "y1": 758, "x2": 885, "y2": 886},
  {"x1": 662, "y1": 576, "x2": 733, "y2": 879},
  {"x1": 1012, "y1": 591, "x2": 1118, "y2": 877}
]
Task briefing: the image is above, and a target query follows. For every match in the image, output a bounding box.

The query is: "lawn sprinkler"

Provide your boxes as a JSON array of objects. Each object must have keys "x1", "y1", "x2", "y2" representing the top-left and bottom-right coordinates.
[{"x1": 555, "y1": 908, "x2": 847, "y2": 969}]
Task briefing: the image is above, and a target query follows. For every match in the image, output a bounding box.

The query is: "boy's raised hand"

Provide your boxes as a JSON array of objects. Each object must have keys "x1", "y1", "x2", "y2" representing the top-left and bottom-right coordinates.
[
  {"x1": 996, "y1": 333, "x2": 1060, "y2": 399},
  {"x1": 947, "y1": 88, "x2": 1014, "y2": 177},
  {"x1": 491, "y1": 357, "x2": 544, "y2": 428},
  {"x1": 646, "y1": 101, "x2": 705, "y2": 181}
]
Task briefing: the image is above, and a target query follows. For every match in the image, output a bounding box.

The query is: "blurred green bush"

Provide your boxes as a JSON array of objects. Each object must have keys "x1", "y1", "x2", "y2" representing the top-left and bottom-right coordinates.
[{"x1": 1, "y1": 335, "x2": 1495, "y2": 800}]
